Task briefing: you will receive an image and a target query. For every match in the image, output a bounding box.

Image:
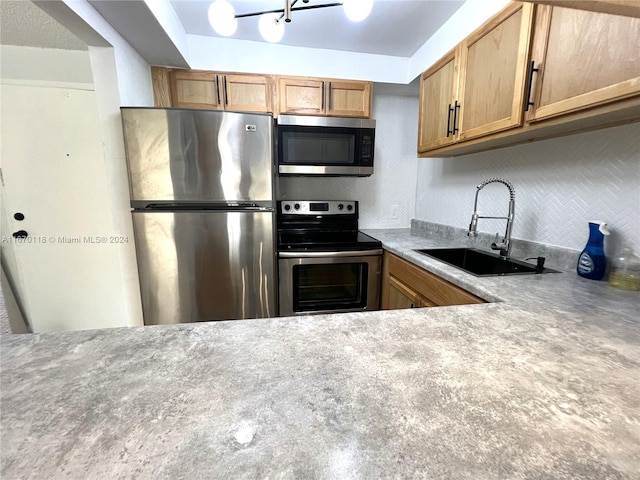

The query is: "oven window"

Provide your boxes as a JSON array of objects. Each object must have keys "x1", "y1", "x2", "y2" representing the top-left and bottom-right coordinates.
[
  {"x1": 281, "y1": 130, "x2": 356, "y2": 165},
  {"x1": 293, "y1": 263, "x2": 367, "y2": 311}
]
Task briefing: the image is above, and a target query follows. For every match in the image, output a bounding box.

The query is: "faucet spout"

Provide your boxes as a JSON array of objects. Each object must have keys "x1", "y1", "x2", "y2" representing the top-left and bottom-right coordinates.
[{"x1": 466, "y1": 178, "x2": 516, "y2": 259}]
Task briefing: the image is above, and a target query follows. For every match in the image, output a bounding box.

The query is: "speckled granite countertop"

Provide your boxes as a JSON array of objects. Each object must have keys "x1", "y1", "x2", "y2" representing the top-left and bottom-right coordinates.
[{"x1": 2, "y1": 229, "x2": 639, "y2": 479}]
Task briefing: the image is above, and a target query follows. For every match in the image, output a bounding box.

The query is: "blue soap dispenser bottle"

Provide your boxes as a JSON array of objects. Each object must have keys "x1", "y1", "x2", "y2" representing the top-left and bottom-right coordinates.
[{"x1": 577, "y1": 221, "x2": 610, "y2": 280}]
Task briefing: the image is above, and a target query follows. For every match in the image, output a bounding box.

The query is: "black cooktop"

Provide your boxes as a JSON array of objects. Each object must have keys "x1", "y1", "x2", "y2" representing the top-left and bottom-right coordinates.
[
  {"x1": 277, "y1": 200, "x2": 382, "y2": 252},
  {"x1": 278, "y1": 230, "x2": 382, "y2": 252}
]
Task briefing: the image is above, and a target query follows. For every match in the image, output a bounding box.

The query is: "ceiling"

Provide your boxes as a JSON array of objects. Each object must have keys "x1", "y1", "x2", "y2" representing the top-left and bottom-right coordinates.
[
  {"x1": 0, "y1": 0, "x2": 466, "y2": 92},
  {"x1": 0, "y1": 0, "x2": 87, "y2": 50},
  {"x1": 169, "y1": 0, "x2": 465, "y2": 57}
]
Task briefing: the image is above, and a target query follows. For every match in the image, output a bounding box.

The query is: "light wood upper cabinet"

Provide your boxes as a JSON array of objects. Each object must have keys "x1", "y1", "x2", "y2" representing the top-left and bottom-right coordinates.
[
  {"x1": 152, "y1": 69, "x2": 372, "y2": 118},
  {"x1": 326, "y1": 81, "x2": 372, "y2": 117},
  {"x1": 278, "y1": 77, "x2": 326, "y2": 115},
  {"x1": 416, "y1": 3, "x2": 640, "y2": 157},
  {"x1": 418, "y1": 51, "x2": 458, "y2": 152},
  {"x1": 381, "y1": 252, "x2": 484, "y2": 310},
  {"x1": 223, "y1": 74, "x2": 273, "y2": 113},
  {"x1": 457, "y1": 3, "x2": 534, "y2": 141},
  {"x1": 519, "y1": 0, "x2": 640, "y2": 18},
  {"x1": 525, "y1": 5, "x2": 640, "y2": 122},
  {"x1": 151, "y1": 67, "x2": 172, "y2": 107},
  {"x1": 278, "y1": 76, "x2": 372, "y2": 117},
  {"x1": 417, "y1": 2, "x2": 534, "y2": 153},
  {"x1": 166, "y1": 70, "x2": 273, "y2": 113},
  {"x1": 170, "y1": 71, "x2": 222, "y2": 109}
]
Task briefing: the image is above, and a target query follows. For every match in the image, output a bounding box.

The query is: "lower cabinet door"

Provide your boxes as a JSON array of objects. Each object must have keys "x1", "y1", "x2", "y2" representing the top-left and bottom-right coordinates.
[{"x1": 387, "y1": 276, "x2": 421, "y2": 309}]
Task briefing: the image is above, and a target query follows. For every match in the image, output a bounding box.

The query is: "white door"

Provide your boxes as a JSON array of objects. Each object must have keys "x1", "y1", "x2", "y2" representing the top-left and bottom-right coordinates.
[{"x1": 1, "y1": 84, "x2": 132, "y2": 332}]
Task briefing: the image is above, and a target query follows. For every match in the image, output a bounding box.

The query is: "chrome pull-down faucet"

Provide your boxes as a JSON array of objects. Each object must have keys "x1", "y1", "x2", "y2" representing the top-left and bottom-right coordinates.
[{"x1": 467, "y1": 178, "x2": 516, "y2": 260}]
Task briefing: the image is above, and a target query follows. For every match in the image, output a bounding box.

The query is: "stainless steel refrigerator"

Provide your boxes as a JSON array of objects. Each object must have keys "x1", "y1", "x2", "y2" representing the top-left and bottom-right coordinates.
[{"x1": 121, "y1": 107, "x2": 276, "y2": 325}]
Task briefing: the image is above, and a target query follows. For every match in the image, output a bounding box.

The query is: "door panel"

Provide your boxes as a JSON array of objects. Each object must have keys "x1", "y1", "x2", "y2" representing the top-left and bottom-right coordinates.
[
  {"x1": 170, "y1": 71, "x2": 222, "y2": 109},
  {"x1": 278, "y1": 78, "x2": 325, "y2": 115},
  {"x1": 457, "y1": 4, "x2": 533, "y2": 140},
  {"x1": 528, "y1": 6, "x2": 640, "y2": 121},
  {"x1": 418, "y1": 52, "x2": 458, "y2": 152},
  {"x1": 223, "y1": 74, "x2": 272, "y2": 113},
  {"x1": 1, "y1": 85, "x2": 131, "y2": 332},
  {"x1": 387, "y1": 276, "x2": 420, "y2": 309},
  {"x1": 121, "y1": 108, "x2": 274, "y2": 204},
  {"x1": 326, "y1": 81, "x2": 371, "y2": 118},
  {"x1": 132, "y1": 211, "x2": 275, "y2": 324}
]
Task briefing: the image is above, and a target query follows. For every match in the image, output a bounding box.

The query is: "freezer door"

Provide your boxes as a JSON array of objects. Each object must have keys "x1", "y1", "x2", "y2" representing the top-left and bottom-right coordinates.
[
  {"x1": 121, "y1": 108, "x2": 273, "y2": 204},
  {"x1": 132, "y1": 210, "x2": 276, "y2": 324}
]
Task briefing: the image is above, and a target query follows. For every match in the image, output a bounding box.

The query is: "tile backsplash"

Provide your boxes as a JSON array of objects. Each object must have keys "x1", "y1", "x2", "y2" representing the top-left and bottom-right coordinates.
[
  {"x1": 278, "y1": 94, "x2": 419, "y2": 229},
  {"x1": 415, "y1": 122, "x2": 640, "y2": 256},
  {"x1": 278, "y1": 92, "x2": 639, "y2": 258}
]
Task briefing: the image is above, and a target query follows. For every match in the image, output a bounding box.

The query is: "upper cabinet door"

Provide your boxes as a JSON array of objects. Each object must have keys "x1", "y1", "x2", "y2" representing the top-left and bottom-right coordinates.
[
  {"x1": 170, "y1": 71, "x2": 223, "y2": 109},
  {"x1": 222, "y1": 74, "x2": 273, "y2": 113},
  {"x1": 456, "y1": 2, "x2": 534, "y2": 141},
  {"x1": 325, "y1": 81, "x2": 372, "y2": 118},
  {"x1": 417, "y1": 50, "x2": 458, "y2": 152},
  {"x1": 526, "y1": 6, "x2": 640, "y2": 122},
  {"x1": 278, "y1": 77, "x2": 326, "y2": 115}
]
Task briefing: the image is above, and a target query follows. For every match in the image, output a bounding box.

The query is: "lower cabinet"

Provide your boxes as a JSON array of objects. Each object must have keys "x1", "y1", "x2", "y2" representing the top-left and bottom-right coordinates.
[{"x1": 381, "y1": 252, "x2": 485, "y2": 309}]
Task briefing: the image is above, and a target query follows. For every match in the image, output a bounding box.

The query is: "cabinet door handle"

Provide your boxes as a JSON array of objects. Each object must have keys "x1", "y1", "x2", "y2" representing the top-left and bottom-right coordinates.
[
  {"x1": 223, "y1": 76, "x2": 229, "y2": 105},
  {"x1": 446, "y1": 103, "x2": 454, "y2": 136},
  {"x1": 525, "y1": 61, "x2": 539, "y2": 111},
  {"x1": 215, "y1": 76, "x2": 221, "y2": 105},
  {"x1": 321, "y1": 82, "x2": 325, "y2": 111},
  {"x1": 453, "y1": 100, "x2": 460, "y2": 134},
  {"x1": 328, "y1": 82, "x2": 332, "y2": 111}
]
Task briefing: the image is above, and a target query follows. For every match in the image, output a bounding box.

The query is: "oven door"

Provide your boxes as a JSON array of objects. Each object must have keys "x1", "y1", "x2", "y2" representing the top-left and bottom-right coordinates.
[{"x1": 278, "y1": 250, "x2": 382, "y2": 316}]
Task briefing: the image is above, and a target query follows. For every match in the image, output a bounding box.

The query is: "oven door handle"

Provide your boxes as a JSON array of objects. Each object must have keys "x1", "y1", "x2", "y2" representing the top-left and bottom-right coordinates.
[{"x1": 279, "y1": 249, "x2": 383, "y2": 258}]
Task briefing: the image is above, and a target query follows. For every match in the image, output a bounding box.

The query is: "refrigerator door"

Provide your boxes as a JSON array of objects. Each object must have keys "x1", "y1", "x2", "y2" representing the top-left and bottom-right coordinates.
[
  {"x1": 121, "y1": 108, "x2": 274, "y2": 206},
  {"x1": 132, "y1": 210, "x2": 276, "y2": 324}
]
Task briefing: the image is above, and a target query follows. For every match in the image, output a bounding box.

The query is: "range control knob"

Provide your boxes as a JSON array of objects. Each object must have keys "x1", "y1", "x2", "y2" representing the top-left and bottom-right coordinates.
[
  {"x1": 338, "y1": 203, "x2": 344, "y2": 210},
  {"x1": 347, "y1": 204, "x2": 353, "y2": 211},
  {"x1": 294, "y1": 203, "x2": 300, "y2": 210},
  {"x1": 284, "y1": 204, "x2": 291, "y2": 211}
]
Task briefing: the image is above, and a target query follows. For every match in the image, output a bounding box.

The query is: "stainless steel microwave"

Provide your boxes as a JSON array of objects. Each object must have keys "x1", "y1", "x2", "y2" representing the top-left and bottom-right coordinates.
[{"x1": 276, "y1": 115, "x2": 376, "y2": 176}]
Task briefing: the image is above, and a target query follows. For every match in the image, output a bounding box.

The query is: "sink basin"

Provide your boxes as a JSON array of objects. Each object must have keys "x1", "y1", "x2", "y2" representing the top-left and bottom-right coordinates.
[{"x1": 414, "y1": 248, "x2": 560, "y2": 277}]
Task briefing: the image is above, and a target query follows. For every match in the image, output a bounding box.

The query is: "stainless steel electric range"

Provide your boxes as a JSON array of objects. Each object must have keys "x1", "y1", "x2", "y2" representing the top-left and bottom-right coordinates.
[{"x1": 277, "y1": 200, "x2": 382, "y2": 316}]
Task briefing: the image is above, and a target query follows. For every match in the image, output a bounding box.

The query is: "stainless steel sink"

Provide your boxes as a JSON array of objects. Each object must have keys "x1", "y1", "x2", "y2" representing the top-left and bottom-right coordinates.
[{"x1": 414, "y1": 248, "x2": 560, "y2": 277}]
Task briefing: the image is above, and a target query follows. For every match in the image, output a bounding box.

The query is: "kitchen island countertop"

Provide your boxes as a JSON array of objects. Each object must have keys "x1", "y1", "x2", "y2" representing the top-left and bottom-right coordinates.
[{"x1": 1, "y1": 228, "x2": 639, "y2": 479}]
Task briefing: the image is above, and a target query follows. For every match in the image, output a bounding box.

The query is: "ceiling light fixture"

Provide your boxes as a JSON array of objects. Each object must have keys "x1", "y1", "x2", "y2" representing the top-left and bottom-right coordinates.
[
  {"x1": 208, "y1": 0, "x2": 374, "y2": 43},
  {"x1": 258, "y1": 13, "x2": 286, "y2": 43},
  {"x1": 207, "y1": 0, "x2": 238, "y2": 36},
  {"x1": 342, "y1": 0, "x2": 374, "y2": 22}
]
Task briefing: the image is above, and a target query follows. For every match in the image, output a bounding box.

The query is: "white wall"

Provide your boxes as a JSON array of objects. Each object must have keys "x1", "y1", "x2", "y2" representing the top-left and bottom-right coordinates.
[
  {"x1": 36, "y1": 0, "x2": 153, "y2": 106},
  {"x1": 187, "y1": 35, "x2": 410, "y2": 83},
  {"x1": 0, "y1": 45, "x2": 93, "y2": 86},
  {"x1": 415, "y1": 122, "x2": 640, "y2": 254},
  {"x1": 279, "y1": 94, "x2": 419, "y2": 229}
]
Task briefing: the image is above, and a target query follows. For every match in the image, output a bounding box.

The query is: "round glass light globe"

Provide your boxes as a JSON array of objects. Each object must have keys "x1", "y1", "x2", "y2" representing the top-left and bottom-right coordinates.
[
  {"x1": 258, "y1": 13, "x2": 285, "y2": 43},
  {"x1": 208, "y1": 0, "x2": 238, "y2": 36},
  {"x1": 343, "y1": 0, "x2": 373, "y2": 22}
]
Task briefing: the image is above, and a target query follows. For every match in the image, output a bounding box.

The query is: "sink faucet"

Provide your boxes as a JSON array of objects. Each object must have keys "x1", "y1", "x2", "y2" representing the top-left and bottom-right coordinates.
[{"x1": 467, "y1": 178, "x2": 516, "y2": 260}]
